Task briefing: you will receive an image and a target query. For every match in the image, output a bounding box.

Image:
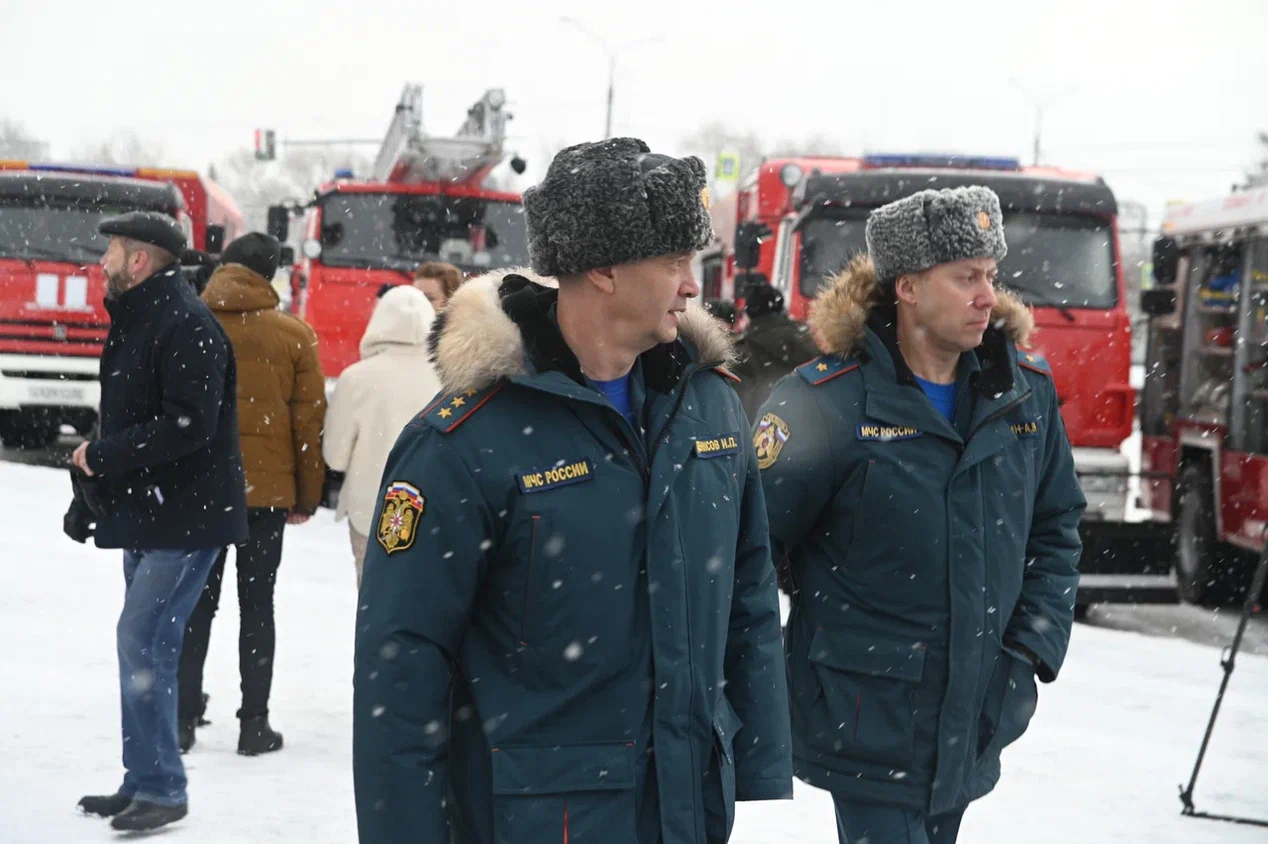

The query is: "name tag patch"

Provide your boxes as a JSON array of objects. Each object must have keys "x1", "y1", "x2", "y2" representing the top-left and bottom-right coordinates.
[
  {"x1": 518, "y1": 459, "x2": 595, "y2": 494},
  {"x1": 857, "y1": 424, "x2": 922, "y2": 442},
  {"x1": 1010, "y1": 419, "x2": 1040, "y2": 438},
  {"x1": 695, "y1": 433, "x2": 740, "y2": 458}
]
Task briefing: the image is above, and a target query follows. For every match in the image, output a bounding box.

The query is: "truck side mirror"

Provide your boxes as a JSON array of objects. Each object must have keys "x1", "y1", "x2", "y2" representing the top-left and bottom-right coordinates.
[
  {"x1": 1141, "y1": 287, "x2": 1176, "y2": 317},
  {"x1": 1152, "y1": 236, "x2": 1179, "y2": 285},
  {"x1": 279, "y1": 245, "x2": 295, "y2": 267},
  {"x1": 267, "y1": 206, "x2": 290, "y2": 243},
  {"x1": 734, "y1": 221, "x2": 772, "y2": 271},
  {"x1": 204, "y1": 224, "x2": 225, "y2": 254}
]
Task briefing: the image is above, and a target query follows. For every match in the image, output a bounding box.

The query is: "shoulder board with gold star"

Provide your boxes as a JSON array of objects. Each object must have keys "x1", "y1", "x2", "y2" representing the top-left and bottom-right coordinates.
[
  {"x1": 795, "y1": 354, "x2": 860, "y2": 386},
  {"x1": 1017, "y1": 349, "x2": 1052, "y2": 377},
  {"x1": 419, "y1": 382, "x2": 506, "y2": 433}
]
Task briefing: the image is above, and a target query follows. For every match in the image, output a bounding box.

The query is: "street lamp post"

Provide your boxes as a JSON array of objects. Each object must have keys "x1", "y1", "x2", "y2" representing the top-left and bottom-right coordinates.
[
  {"x1": 604, "y1": 53, "x2": 615, "y2": 140},
  {"x1": 559, "y1": 17, "x2": 662, "y2": 140},
  {"x1": 1009, "y1": 78, "x2": 1083, "y2": 167}
]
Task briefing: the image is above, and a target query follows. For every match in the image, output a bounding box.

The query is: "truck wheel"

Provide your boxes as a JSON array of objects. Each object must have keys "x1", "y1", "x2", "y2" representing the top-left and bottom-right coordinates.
[
  {"x1": 0, "y1": 410, "x2": 60, "y2": 450},
  {"x1": 1175, "y1": 463, "x2": 1245, "y2": 606}
]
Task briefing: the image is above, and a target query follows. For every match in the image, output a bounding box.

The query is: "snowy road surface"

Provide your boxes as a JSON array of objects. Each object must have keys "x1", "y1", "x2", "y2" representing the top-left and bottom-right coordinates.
[{"x1": 3, "y1": 460, "x2": 1267, "y2": 843}]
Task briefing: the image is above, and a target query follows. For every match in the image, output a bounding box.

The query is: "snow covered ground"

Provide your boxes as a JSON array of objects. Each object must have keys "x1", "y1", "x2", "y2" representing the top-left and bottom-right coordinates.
[{"x1": 3, "y1": 459, "x2": 1267, "y2": 843}]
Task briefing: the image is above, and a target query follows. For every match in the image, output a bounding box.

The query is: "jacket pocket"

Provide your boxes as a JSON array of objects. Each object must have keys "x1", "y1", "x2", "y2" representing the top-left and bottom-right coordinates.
[
  {"x1": 807, "y1": 627, "x2": 927, "y2": 768},
  {"x1": 705, "y1": 696, "x2": 742, "y2": 843},
  {"x1": 519, "y1": 515, "x2": 542, "y2": 646},
  {"x1": 976, "y1": 649, "x2": 1039, "y2": 760},
  {"x1": 490, "y1": 742, "x2": 638, "y2": 844},
  {"x1": 848, "y1": 459, "x2": 876, "y2": 544}
]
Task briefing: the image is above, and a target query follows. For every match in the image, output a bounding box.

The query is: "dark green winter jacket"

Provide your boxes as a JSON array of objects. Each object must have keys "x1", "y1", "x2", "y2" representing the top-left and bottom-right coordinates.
[
  {"x1": 353, "y1": 270, "x2": 793, "y2": 844},
  {"x1": 755, "y1": 256, "x2": 1084, "y2": 816}
]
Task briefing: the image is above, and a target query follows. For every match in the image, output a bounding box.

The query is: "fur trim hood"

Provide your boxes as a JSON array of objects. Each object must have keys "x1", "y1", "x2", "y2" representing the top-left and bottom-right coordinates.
[
  {"x1": 808, "y1": 254, "x2": 1034, "y2": 357},
  {"x1": 428, "y1": 267, "x2": 737, "y2": 395}
]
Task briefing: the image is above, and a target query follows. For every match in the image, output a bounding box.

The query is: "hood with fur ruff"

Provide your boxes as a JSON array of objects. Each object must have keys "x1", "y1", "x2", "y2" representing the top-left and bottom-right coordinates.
[{"x1": 427, "y1": 267, "x2": 737, "y2": 394}]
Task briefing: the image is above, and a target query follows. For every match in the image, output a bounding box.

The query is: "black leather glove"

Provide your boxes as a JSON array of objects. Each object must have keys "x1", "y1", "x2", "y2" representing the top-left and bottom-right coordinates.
[{"x1": 63, "y1": 470, "x2": 95, "y2": 543}]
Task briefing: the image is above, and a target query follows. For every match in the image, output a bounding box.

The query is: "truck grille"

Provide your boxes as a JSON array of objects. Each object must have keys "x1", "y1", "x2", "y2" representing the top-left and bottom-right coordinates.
[{"x1": 1, "y1": 370, "x2": 98, "y2": 381}]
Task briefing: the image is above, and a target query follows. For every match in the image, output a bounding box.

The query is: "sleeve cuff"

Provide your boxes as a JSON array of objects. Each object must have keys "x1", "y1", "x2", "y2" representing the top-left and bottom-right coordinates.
[
  {"x1": 735, "y1": 777, "x2": 794, "y2": 802},
  {"x1": 85, "y1": 441, "x2": 106, "y2": 475},
  {"x1": 1004, "y1": 637, "x2": 1056, "y2": 683}
]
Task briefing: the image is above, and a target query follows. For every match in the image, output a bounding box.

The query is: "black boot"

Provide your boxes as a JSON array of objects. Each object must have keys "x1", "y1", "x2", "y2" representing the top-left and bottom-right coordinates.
[
  {"x1": 179, "y1": 716, "x2": 197, "y2": 753},
  {"x1": 78, "y1": 791, "x2": 132, "y2": 817},
  {"x1": 110, "y1": 800, "x2": 188, "y2": 831},
  {"x1": 238, "y1": 716, "x2": 283, "y2": 756},
  {"x1": 198, "y1": 692, "x2": 212, "y2": 727}
]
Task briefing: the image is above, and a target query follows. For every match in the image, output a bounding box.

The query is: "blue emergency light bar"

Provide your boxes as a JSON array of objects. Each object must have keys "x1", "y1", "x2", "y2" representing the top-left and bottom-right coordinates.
[
  {"x1": 862, "y1": 154, "x2": 1022, "y2": 171},
  {"x1": 334, "y1": 168, "x2": 355, "y2": 179},
  {"x1": 25, "y1": 162, "x2": 139, "y2": 178}
]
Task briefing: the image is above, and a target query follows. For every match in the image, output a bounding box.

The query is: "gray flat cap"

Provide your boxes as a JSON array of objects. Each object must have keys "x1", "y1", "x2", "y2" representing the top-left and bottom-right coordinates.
[
  {"x1": 97, "y1": 210, "x2": 188, "y2": 256},
  {"x1": 865, "y1": 185, "x2": 1008, "y2": 283},
  {"x1": 523, "y1": 137, "x2": 714, "y2": 277}
]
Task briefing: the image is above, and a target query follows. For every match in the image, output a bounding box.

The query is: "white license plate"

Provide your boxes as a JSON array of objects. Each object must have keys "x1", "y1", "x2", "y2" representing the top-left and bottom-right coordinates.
[{"x1": 27, "y1": 384, "x2": 87, "y2": 404}]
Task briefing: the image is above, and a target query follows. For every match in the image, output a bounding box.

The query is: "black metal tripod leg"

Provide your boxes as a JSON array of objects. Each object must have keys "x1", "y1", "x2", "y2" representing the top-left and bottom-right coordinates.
[{"x1": 1178, "y1": 539, "x2": 1268, "y2": 818}]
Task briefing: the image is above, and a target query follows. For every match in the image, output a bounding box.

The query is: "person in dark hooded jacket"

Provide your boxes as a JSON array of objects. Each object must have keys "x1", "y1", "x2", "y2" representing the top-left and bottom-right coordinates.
[
  {"x1": 730, "y1": 281, "x2": 818, "y2": 424},
  {"x1": 756, "y1": 186, "x2": 1084, "y2": 844},
  {"x1": 353, "y1": 138, "x2": 793, "y2": 844}
]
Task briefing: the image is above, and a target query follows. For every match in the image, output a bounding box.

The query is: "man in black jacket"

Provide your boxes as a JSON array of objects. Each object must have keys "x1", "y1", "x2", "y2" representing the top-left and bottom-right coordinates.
[{"x1": 72, "y1": 211, "x2": 248, "y2": 833}]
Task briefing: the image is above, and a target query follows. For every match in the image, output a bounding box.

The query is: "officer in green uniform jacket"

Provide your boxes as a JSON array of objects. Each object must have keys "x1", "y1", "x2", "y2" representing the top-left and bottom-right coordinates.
[
  {"x1": 353, "y1": 138, "x2": 793, "y2": 844},
  {"x1": 755, "y1": 186, "x2": 1085, "y2": 844}
]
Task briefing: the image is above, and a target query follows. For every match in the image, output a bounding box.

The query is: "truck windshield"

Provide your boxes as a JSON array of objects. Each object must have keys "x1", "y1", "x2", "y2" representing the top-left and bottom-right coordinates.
[
  {"x1": 317, "y1": 193, "x2": 530, "y2": 272},
  {"x1": 800, "y1": 208, "x2": 1117, "y2": 309},
  {"x1": 0, "y1": 200, "x2": 140, "y2": 264}
]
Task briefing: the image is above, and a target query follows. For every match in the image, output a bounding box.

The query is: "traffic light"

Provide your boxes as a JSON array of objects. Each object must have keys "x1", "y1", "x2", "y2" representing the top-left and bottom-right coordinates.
[
  {"x1": 716, "y1": 150, "x2": 740, "y2": 186},
  {"x1": 254, "y1": 129, "x2": 277, "y2": 162}
]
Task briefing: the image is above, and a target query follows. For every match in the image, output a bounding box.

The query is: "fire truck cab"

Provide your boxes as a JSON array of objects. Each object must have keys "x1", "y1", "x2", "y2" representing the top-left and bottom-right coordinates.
[
  {"x1": 0, "y1": 162, "x2": 242, "y2": 448},
  {"x1": 1138, "y1": 186, "x2": 1268, "y2": 604},
  {"x1": 273, "y1": 85, "x2": 531, "y2": 378}
]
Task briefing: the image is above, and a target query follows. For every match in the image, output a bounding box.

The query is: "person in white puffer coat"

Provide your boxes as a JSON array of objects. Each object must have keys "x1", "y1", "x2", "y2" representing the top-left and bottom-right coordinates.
[{"x1": 323, "y1": 285, "x2": 442, "y2": 584}]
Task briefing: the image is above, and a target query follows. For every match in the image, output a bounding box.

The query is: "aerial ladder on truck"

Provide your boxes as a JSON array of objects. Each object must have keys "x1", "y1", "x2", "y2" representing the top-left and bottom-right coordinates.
[{"x1": 370, "y1": 84, "x2": 524, "y2": 187}]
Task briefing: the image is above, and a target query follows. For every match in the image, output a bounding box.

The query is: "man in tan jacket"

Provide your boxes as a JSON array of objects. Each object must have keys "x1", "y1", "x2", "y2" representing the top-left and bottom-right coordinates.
[{"x1": 176, "y1": 233, "x2": 326, "y2": 756}]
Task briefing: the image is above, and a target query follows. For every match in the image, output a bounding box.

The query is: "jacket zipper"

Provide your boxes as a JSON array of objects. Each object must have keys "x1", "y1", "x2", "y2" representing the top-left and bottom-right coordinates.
[
  {"x1": 520, "y1": 515, "x2": 541, "y2": 646},
  {"x1": 647, "y1": 362, "x2": 702, "y2": 472},
  {"x1": 964, "y1": 388, "x2": 1033, "y2": 706},
  {"x1": 620, "y1": 361, "x2": 705, "y2": 824}
]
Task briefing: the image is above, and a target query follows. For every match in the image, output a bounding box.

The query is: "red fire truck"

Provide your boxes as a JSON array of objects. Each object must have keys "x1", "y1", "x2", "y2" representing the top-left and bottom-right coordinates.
[
  {"x1": 698, "y1": 156, "x2": 860, "y2": 328},
  {"x1": 1137, "y1": 186, "x2": 1268, "y2": 605},
  {"x1": 271, "y1": 85, "x2": 531, "y2": 377},
  {"x1": 0, "y1": 161, "x2": 242, "y2": 448},
  {"x1": 719, "y1": 152, "x2": 1170, "y2": 606}
]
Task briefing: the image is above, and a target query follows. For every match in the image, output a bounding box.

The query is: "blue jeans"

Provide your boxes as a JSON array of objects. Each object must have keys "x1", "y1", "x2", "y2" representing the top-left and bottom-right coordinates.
[
  {"x1": 833, "y1": 795, "x2": 965, "y2": 844},
  {"x1": 117, "y1": 548, "x2": 219, "y2": 806}
]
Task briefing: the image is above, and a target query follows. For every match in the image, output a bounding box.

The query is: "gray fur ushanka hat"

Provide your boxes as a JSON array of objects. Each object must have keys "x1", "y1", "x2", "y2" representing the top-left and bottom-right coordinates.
[
  {"x1": 523, "y1": 137, "x2": 714, "y2": 277},
  {"x1": 865, "y1": 185, "x2": 1008, "y2": 284}
]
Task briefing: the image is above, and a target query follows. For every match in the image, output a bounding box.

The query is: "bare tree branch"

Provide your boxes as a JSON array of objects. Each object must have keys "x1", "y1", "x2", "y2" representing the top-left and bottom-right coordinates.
[
  {"x1": 0, "y1": 119, "x2": 49, "y2": 159},
  {"x1": 70, "y1": 130, "x2": 166, "y2": 167}
]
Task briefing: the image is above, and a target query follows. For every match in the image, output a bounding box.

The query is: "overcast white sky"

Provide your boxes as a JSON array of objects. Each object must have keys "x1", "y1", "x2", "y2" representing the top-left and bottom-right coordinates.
[{"x1": 3, "y1": 0, "x2": 1265, "y2": 226}]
